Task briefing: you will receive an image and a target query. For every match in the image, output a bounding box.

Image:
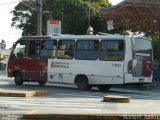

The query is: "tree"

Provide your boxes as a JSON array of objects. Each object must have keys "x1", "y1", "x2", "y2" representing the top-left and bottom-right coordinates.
[
  {"x1": 11, "y1": 0, "x2": 37, "y2": 36},
  {"x1": 145, "y1": 31, "x2": 160, "y2": 60},
  {"x1": 11, "y1": 0, "x2": 111, "y2": 35}
]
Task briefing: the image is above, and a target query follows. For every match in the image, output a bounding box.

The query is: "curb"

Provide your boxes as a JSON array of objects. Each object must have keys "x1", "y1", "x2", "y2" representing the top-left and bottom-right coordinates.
[
  {"x1": 103, "y1": 95, "x2": 130, "y2": 103},
  {"x1": 22, "y1": 114, "x2": 124, "y2": 120},
  {"x1": 22, "y1": 114, "x2": 160, "y2": 120},
  {"x1": 0, "y1": 90, "x2": 48, "y2": 97}
]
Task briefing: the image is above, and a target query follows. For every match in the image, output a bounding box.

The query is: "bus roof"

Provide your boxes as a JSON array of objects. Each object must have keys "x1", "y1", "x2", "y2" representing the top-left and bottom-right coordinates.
[
  {"x1": 19, "y1": 34, "x2": 128, "y2": 40},
  {"x1": 19, "y1": 36, "x2": 50, "y2": 40},
  {"x1": 18, "y1": 34, "x2": 149, "y2": 41},
  {"x1": 51, "y1": 34, "x2": 128, "y2": 40}
]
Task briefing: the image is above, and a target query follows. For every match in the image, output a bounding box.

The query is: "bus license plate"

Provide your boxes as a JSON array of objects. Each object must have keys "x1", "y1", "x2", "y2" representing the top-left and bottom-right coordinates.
[{"x1": 139, "y1": 77, "x2": 144, "y2": 83}]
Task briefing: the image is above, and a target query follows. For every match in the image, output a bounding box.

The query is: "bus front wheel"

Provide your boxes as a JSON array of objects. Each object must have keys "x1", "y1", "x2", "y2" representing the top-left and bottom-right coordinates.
[
  {"x1": 97, "y1": 85, "x2": 111, "y2": 91},
  {"x1": 76, "y1": 76, "x2": 92, "y2": 90},
  {"x1": 14, "y1": 72, "x2": 23, "y2": 86}
]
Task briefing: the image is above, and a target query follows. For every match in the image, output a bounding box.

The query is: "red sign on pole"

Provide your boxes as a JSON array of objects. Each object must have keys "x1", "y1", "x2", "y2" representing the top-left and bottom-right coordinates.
[{"x1": 50, "y1": 20, "x2": 59, "y2": 24}]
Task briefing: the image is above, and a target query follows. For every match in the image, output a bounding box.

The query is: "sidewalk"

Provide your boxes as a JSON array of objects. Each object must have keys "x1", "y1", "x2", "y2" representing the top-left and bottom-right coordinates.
[
  {"x1": 0, "y1": 70, "x2": 13, "y2": 80},
  {"x1": 1, "y1": 70, "x2": 160, "y2": 91},
  {"x1": 0, "y1": 71, "x2": 6, "y2": 80},
  {"x1": 0, "y1": 70, "x2": 6, "y2": 75}
]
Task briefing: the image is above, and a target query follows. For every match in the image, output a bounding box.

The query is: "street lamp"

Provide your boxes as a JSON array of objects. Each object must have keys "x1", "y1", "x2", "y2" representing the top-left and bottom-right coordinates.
[
  {"x1": 43, "y1": 11, "x2": 52, "y2": 20},
  {"x1": 36, "y1": 0, "x2": 43, "y2": 36},
  {"x1": 61, "y1": 12, "x2": 64, "y2": 34},
  {"x1": 87, "y1": 0, "x2": 94, "y2": 35},
  {"x1": 88, "y1": 0, "x2": 91, "y2": 28}
]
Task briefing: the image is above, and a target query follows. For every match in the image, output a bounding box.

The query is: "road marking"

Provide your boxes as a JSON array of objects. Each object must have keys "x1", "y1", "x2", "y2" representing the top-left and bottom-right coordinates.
[
  {"x1": 27, "y1": 110, "x2": 38, "y2": 114},
  {"x1": 0, "y1": 90, "x2": 48, "y2": 97},
  {"x1": 103, "y1": 95, "x2": 130, "y2": 103}
]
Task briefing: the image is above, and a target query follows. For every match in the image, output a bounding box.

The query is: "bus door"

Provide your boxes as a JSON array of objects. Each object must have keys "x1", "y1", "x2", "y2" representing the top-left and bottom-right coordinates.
[
  {"x1": 100, "y1": 40, "x2": 125, "y2": 82},
  {"x1": 48, "y1": 40, "x2": 74, "y2": 83},
  {"x1": 24, "y1": 40, "x2": 47, "y2": 82},
  {"x1": 7, "y1": 40, "x2": 28, "y2": 78}
]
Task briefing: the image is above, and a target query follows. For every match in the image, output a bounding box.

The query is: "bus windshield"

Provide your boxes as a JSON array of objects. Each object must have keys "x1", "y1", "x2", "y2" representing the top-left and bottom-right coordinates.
[{"x1": 134, "y1": 38, "x2": 152, "y2": 54}]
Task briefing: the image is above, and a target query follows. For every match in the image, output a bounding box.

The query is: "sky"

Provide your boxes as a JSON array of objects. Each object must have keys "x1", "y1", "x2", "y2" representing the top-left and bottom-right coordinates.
[{"x1": 0, "y1": 0, "x2": 123, "y2": 49}]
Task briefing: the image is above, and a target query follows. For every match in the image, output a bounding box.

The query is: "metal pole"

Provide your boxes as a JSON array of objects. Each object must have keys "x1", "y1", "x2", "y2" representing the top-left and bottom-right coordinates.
[
  {"x1": 61, "y1": 12, "x2": 64, "y2": 34},
  {"x1": 88, "y1": 0, "x2": 90, "y2": 27},
  {"x1": 36, "y1": 0, "x2": 42, "y2": 35},
  {"x1": 50, "y1": 11, "x2": 52, "y2": 20}
]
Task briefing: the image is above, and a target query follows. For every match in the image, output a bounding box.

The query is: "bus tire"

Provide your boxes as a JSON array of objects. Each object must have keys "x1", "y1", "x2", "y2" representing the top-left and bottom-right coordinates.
[
  {"x1": 38, "y1": 81, "x2": 46, "y2": 86},
  {"x1": 76, "y1": 76, "x2": 92, "y2": 90},
  {"x1": 14, "y1": 72, "x2": 23, "y2": 86},
  {"x1": 97, "y1": 85, "x2": 111, "y2": 91}
]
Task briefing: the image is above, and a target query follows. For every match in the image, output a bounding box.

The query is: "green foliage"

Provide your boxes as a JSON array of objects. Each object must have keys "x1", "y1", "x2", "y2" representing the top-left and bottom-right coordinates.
[
  {"x1": 11, "y1": 0, "x2": 37, "y2": 35},
  {"x1": 150, "y1": 34, "x2": 160, "y2": 59},
  {"x1": 11, "y1": 0, "x2": 111, "y2": 35},
  {"x1": 144, "y1": 31, "x2": 160, "y2": 59}
]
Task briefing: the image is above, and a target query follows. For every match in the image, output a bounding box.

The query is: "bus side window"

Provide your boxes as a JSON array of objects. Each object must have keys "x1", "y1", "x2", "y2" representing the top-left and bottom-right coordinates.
[
  {"x1": 40, "y1": 40, "x2": 57, "y2": 58},
  {"x1": 57, "y1": 40, "x2": 75, "y2": 59},
  {"x1": 75, "y1": 40, "x2": 99, "y2": 60},
  {"x1": 100, "y1": 40, "x2": 124, "y2": 61},
  {"x1": 10, "y1": 41, "x2": 27, "y2": 60},
  {"x1": 28, "y1": 40, "x2": 40, "y2": 57}
]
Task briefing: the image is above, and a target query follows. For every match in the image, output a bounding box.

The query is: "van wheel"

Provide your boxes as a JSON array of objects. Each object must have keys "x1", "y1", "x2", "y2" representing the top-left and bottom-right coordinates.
[
  {"x1": 97, "y1": 85, "x2": 111, "y2": 91},
  {"x1": 76, "y1": 76, "x2": 92, "y2": 90},
  {"x1": 14, "y1": 72, "x2": 23, "y2": 86},
  {"x1": 38, "y1": 81, "x2": 46, "y2": 86}
]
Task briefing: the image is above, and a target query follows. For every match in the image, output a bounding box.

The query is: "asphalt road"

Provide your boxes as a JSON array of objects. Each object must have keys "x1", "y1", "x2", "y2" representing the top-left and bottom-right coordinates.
[{"x1": 0, "y1": 72, "x2": 160, "y2": 119}]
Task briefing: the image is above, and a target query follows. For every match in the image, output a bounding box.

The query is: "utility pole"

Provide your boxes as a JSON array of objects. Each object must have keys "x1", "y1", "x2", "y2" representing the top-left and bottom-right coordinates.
[
  {"x1": 61, "y1": 12, "x2": 64, "y2": 34},
  {"x1": 88, "y1": 0, "x2": 90, "y2": 28},
  {"x1": 36, "y1": 0, "x2": 42, "y2": 35}
]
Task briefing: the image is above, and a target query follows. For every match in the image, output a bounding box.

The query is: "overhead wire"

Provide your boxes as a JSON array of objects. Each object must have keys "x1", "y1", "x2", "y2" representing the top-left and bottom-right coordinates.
[{"x1": 0, "y1": 2, "x2": 18, "y2": 6}]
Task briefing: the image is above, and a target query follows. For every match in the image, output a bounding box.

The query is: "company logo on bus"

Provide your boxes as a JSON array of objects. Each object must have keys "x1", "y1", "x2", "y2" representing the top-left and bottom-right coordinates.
[{"x1": 51, "y1": 61, "x2": 70, "y2": 68}]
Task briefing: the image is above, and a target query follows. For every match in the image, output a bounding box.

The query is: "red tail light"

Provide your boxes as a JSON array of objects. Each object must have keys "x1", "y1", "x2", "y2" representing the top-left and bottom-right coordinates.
[{"x1": 128, "y1": 60, "x2": 132, "y2": 73}]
